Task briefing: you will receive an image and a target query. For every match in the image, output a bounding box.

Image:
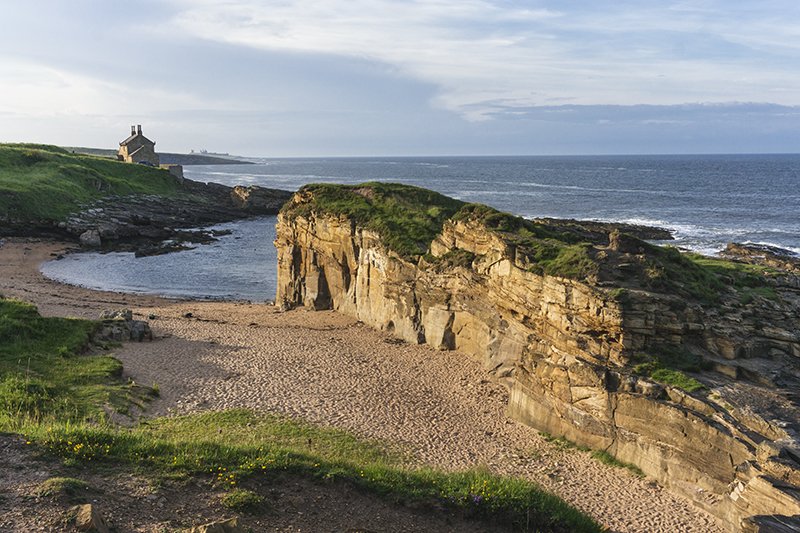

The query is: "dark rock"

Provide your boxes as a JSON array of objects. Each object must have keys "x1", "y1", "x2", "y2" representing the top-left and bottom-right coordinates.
[
  {"x1": 532, "y1": 217, "x2": 673, "y2": 244},
  {"x1": 740, "y1": 514, "x2": 800, "y2": 533},
  {"x1": 16, "y1": 179, "x2": 293, "y2": 255},
  {"x1": 129, "y1": 320, "x2": 153, "y2": 342},
  {"x1": 609, "y1": 231, "x2": 651, "y2": 254}
]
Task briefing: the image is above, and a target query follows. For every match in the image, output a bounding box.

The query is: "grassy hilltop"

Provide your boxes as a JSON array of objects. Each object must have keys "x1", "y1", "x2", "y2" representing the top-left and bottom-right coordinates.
[{"x1": 0, "y1": 143, "x2": 181, "y2": 222}]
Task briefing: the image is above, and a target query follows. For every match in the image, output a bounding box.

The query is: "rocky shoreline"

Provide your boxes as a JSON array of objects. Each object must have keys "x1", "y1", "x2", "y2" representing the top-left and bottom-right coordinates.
[{"x1": 1, "y1": 178, "x2": 292, "y2": 256}]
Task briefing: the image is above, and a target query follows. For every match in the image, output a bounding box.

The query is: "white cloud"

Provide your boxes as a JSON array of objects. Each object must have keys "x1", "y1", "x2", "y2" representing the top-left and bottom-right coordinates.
[
  {"x1": 0, "y1": 55, "x2": 246, "y2": 120},
  {"x1": 163, "y1": 0, "x2": 800, "y2": 119}
]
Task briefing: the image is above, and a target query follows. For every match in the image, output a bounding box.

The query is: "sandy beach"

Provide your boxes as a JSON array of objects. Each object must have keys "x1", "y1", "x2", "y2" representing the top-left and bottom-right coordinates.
[{"x1": 0, "y1": 238, "x2": 725, "y2": 533}]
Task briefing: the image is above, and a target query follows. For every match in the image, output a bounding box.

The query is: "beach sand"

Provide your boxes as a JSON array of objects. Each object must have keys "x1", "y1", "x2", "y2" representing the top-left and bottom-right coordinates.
[{"x1": 0, "y1": 239, "x2": 724, "y2": 533}]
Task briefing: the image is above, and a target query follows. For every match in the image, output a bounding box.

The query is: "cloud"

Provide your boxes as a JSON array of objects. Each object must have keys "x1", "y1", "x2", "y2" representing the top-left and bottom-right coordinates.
[{"x1": 162, "y1": 0, "x2": 800, "y2": 119}]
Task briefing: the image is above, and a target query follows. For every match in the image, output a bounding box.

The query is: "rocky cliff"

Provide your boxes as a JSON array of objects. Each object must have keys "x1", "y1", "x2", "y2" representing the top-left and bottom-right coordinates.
[{"x1": 275, "y1": 183, "x2": 800, "y2": 532}]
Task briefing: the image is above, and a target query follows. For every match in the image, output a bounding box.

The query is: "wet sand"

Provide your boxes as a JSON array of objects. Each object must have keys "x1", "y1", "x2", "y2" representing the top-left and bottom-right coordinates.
[{"x1": 0, "y1": 239, "x2": 724, "y2": 533}]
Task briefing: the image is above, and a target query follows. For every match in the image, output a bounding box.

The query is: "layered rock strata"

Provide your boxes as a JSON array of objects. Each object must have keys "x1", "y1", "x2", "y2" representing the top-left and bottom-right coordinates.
[{"x1": 275, "y1": 188, "x2": 800, "y2": 531}]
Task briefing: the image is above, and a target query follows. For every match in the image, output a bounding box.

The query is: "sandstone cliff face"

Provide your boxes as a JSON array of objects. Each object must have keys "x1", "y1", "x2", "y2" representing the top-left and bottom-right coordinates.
[{"x1": 275, "y1": 194, "x2": 800, "y2": 531}]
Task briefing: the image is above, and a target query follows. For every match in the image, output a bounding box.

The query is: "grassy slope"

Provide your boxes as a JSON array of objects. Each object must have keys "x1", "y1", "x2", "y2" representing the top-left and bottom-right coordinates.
[
  {"x1": 282, "y1": 182, "x2": 466, "y2": 259},
  {"x1": 0, "y1": 297, "x2": 600, "y2": 532},
  {"x1": 0, "y1": 143, "x2": 181, "y2": 221}
]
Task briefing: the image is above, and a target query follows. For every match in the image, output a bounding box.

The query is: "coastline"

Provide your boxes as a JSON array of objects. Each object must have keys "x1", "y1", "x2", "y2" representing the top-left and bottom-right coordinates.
[{"x1": 0, "y1": 237, "x2": 724, "y2": 533}]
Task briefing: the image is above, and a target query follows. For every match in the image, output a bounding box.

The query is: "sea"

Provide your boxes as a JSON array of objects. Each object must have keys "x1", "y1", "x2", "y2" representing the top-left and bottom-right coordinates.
[{"x1": 41, "y1": 154, "x2": 800, "y2": 302}]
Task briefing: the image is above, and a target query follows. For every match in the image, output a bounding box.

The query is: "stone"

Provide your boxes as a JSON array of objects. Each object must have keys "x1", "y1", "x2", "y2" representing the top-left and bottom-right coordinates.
[
  {"x1": 79, "y1": 229, "x2": 101, "y2": 248},
  {"x1": 190, "y1": 517, "x2": 242, "y2": 533},
  {"x1": 129, "y1": 320, "x2": 153, "y2": 342},
  {"x1": 100, "y1": 309, "x2": 133, "y2": 322},
  {"x1": 71, "y1": 504, "x2": 109, "y2": 533},
  {"x1": 96, "y1": 309, "x2": 152, "y2": 342}
]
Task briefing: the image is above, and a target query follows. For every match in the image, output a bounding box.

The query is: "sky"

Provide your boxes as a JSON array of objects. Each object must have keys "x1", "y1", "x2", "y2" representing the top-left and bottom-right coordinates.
[{"x1": 1, "y1": 0, "x2": 799, "y2": 156}]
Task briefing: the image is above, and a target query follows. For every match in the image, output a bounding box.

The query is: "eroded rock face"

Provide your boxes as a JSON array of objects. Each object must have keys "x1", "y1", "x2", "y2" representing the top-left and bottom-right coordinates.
[{"x1": 275, "y1": 197, "x2": 800, "y2": 531}]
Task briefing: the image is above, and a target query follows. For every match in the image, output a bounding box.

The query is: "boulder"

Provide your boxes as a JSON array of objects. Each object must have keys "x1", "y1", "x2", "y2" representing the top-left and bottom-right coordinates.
[
  {"x1": 71, "y1": 504, "x2": 109, "y2": 533},
  {"x1": 79, "y1": 229, "x2": 101, "y2": 248},
  {"x1": 96, "y1": 309, "x2": 153, "y2": 342}
]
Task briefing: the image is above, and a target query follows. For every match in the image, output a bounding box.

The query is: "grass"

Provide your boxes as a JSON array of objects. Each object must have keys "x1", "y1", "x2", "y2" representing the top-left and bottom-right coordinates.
[
  {"x1": 631, "y1": 346, "x2": 708, "y2": 393},
  {"x1": 540, "y1": 433, "x2": 645, "y2": 478},
  {"x1": 0, "y1": 143, "x2": 181, "y2": 222},
  {"x1": 281, "y1": 182, "x2": 465, "y2": 259},
  {"x1": 453, "y1": 204, "x2": 599, "y2": 280},
  {"x1": 35, "y1": 476, "x2": 90, "y2": 498},
  {"x1": 589, "y1": 451, "x2": 645, "y2": 478},
  {"x1": 648, "y1": 369, "x2": 705, "y2": 392},
  {"x1": 221, "y1": 488, "x2": 266, "y2": 513},
  {"x1": 0, "y1": 298, "x2": 141, "y2": 426},
  {"x1": 1, "y1": 297, "x2": 601, "y2": 533}
]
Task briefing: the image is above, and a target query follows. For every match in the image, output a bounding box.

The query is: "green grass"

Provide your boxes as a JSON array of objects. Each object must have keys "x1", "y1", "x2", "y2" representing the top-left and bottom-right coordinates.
[
  {"x1": 0, "y1": 298, "x2": 145, "y2": 427},
  {"x1": 649, "y1": 369, "x2": 705, "y2": 392},
  {"x1": 0, "y1": 143, "x2": 181, "y2": 221},
  {"x1": 589, "y1": 451, "x2": 645, "y2": 478},
  {"x1": 1, "y1": 297, "x2": 601, "y2": 533},
  {"x1": 15, "y1": 411, "x2": 600, "y2": 531},
  {"x1": 221, "y1": 488, "x2": 266, "y2": 513},
  {"x1": 34, "y1": 476, "x2": 90, "y2": 498},
  {"x1": 454, "y1": 204, "x2": 599, "y2": 280},
  {"x1": 631, "y1": 346, "x2": 707, "y2": 393},
  {"x1": 281, "y1": 182, "x2": 465, "y2": 259},
  {"x1": 540, "y1": 433, "x2": 645, "y2": 478}
]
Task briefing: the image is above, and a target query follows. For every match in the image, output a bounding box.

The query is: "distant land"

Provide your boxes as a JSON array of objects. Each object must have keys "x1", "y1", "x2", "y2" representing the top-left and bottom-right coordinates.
[{"x1": 62, "y1": 146, "x2": 254, "y2": 166}]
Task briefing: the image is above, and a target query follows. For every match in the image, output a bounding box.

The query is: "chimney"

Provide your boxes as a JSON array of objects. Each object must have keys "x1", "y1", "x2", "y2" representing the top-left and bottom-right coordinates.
[
  {"x1": 131, "y1": 125, "x2": 136, "y2": 136},
  {"x1": 137, "y1": 124, "x2": 142, "y2": 135}
]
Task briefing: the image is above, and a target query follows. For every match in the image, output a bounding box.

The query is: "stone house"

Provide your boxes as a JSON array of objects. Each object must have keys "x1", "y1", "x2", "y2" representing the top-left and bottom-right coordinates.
[{"x1": 118, "y1": 125, "x2": 159, "y2": 166}]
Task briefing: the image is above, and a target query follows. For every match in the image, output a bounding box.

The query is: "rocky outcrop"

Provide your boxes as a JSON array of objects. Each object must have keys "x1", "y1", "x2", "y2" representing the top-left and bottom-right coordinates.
[
  {"x1": 1, "y1": 177, "x2": 291, "y2": 253},
  {"x1": 95, "y1": 309, "x2": 153, "y2": 342},
  {"x1": 59, "y1": 179, "x2": 291, "y2": 250},
  {"x1": 275, "y1": 188, "x2": 800, "y2": 531},
  {"x1": 723, "y1": 242, "x2": 800, "y2": 275}
]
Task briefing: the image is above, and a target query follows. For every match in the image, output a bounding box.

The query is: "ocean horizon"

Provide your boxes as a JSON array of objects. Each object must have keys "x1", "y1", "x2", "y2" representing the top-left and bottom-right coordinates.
[{"x1": 42, "y1": 153, "x2": 800, "y2": 301}]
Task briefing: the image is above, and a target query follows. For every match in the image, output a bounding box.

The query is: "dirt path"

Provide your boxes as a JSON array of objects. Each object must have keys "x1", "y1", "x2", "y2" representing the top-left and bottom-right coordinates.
[{"x1": 0, "y1": 239, "x2": 724, "y2": 533}]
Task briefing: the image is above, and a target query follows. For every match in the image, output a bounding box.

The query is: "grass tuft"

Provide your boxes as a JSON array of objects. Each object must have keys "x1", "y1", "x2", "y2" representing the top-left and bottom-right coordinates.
[
  {"x1": 221, "y1": 488, "x2": 266, "y2": 513},
  {"x1": 35, "y1": 476, "x2": 89, "y2": 498},
  {"x1": 589, "y1": 451, "x2": 645, "y2": 478}
]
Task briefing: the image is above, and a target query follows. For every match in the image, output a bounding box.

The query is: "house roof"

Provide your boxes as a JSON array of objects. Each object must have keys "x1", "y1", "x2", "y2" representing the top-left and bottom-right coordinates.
[{"x1": 119, "y1": 133, "x2": 155, "y2": 147}]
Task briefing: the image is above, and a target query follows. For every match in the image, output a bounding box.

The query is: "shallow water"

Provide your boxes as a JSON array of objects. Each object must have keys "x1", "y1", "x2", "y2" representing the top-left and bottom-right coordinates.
[{"x1": 41, "y1": 218, "x2": 277, "y2": 302}]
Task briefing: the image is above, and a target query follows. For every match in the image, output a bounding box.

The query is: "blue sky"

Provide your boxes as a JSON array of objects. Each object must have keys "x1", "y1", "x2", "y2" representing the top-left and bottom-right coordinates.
[{"x1": 1, "y1": 0, "x2": 799, "y2": 155}]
